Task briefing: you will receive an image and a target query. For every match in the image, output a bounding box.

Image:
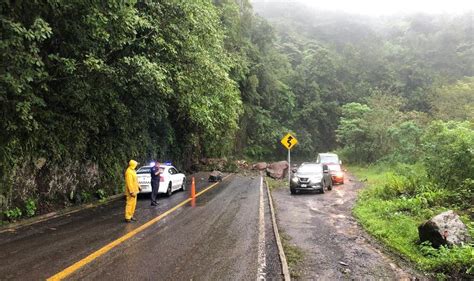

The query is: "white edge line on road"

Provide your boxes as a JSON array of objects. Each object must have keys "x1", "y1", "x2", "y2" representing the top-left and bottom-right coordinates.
[
  {"x1": 257, "y1": 176, "x2": 266, "y2": 280},
  {"x1": 265, "y1": 177, "x2": 291, "y2": 281}
]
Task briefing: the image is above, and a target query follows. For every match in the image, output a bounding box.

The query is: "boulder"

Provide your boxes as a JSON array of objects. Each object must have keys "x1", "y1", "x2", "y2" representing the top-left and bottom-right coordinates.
[
  {"x1": 266, "y1": 161, "x2": 289, "y2": 179},
  {"x1": 208, "y1": 170, "x2": 223, "y2": 182},
  {"x1": 418, "y1": 210, "x2": 471, "y2": 247},
  {"x1": 253, "y1": 162, "x2": 268, "y2": 171}
]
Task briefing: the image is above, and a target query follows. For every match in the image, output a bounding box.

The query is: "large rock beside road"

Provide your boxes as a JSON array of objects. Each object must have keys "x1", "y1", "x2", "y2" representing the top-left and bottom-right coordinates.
[
  {"x1": 418, "y1": 210, "x2": 471, "y2": 247},
  {"x1": 266, "y1": 161, "x2": 289, "y2": 179},
  {"x1": 253, "y1": 162, "x2": 268, "y2": 171}
]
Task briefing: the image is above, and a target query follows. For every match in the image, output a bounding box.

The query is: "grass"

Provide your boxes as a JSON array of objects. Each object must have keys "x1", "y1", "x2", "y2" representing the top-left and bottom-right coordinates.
[
  {"x1": 280, "y1": 232, "x2": 305, "y2": 279},
  {"x1": 266, "y1": 177, "x2": 287, "y2": 190},
  {"x1": 348, "y1": 164, "x2": 474, "y2": 279}
]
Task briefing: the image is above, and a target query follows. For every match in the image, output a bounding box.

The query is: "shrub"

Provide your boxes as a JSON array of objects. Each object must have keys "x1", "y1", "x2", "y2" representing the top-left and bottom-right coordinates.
[
  {"x1": 421, "y1": 121, "x2": 474, "y2": 189},
  {"x1": 25, "y1": 198, "x2": 37, "y2": 217},
  {"x1": 386, "y1": 121, "x2": 424, "y2": 163},
  {"x1": 4, "y1": 207, "x2": 22, "y2": 221},
  {"x1": 96, "y1": 189, "x2": 107, "y2": 202},
  {"x1": 80, "y1": 191, "x2": 92, "y2": 203}
]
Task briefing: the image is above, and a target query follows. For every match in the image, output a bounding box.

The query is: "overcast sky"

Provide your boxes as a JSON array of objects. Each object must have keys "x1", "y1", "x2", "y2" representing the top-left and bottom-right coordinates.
[{"x1": 257, "y1": 0, "x2": 473, "y2": 15}]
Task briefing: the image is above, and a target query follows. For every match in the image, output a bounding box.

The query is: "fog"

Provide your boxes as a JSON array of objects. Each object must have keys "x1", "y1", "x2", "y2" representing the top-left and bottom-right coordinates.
[{"x1": 253, "y1": 0, "x2": 473, "y2": 15}]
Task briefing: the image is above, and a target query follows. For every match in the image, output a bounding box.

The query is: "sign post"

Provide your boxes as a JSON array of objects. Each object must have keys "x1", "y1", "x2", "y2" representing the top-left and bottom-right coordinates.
[
  {"x1": 288, "y1": 147, "x2": 291, "y2": 186},
  {"x1": 280, "y1": 133, "x2": 298, "y2": 187}
]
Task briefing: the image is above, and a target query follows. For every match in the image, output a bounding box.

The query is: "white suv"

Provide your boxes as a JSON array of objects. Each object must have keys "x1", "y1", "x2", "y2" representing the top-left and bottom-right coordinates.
[{"x1": 136, "y1": 164, "x2": 186, "y2": 196}]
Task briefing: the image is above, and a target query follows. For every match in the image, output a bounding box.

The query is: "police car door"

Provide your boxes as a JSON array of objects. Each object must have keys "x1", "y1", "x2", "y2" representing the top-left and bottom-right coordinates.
[{"x1": 169, "y1": 167, "x2": 180, "y2": 191}]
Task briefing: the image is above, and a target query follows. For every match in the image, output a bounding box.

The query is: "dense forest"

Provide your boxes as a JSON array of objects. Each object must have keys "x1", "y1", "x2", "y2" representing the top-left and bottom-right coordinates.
[{"x1": 1, "y1": 0, "x2": 254, "y2": 215}]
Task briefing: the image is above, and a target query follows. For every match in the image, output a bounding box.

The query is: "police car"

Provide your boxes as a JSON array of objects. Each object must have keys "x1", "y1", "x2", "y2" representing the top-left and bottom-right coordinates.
[{"x1": 136, "y1": 163, "x2": 186, "y2": 196}]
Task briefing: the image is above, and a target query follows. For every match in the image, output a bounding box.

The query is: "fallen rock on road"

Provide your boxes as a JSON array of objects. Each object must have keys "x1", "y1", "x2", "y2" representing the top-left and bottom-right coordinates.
[
  {"x1": 208, "y1": 170, "x2": 223, "y2": 182},
  {"x1": 266, "y1": 161, "x2": 288, "y2": 179},
  {"x1": 252, "y1": 162, "x2": 268, "y2": 171}
]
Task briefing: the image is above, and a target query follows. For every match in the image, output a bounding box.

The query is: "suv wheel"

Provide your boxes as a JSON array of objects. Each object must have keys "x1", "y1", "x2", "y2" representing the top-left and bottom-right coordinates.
[
  {"x1": 166, "y1": 183, "x2": 172, "y2": 197},
  {"x1": 290, "y1": 188, "x2": 296, "y2": 194}
]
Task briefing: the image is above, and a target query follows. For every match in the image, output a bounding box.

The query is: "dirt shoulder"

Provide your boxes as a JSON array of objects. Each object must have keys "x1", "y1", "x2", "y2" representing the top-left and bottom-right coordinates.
[{"x1": 272, "y1": 173, "x2": 425, "y2": 280}]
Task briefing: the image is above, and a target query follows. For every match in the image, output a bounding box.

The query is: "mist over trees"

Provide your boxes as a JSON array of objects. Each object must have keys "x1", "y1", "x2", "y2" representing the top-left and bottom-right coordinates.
[{"x1": 251, "y1": 0, "x2": 473, "y2": 158}]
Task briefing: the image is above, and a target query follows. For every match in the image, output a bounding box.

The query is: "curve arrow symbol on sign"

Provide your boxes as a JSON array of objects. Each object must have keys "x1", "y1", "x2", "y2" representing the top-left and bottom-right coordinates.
[{"x1": 287, "y1": 136, "x2": 293, "y2": 148}]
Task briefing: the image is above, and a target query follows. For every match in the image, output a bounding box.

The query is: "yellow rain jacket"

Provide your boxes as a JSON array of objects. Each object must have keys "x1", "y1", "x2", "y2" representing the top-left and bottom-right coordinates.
[{"x1": 125, "y1": 160, "x2": 139, "y2": 220}]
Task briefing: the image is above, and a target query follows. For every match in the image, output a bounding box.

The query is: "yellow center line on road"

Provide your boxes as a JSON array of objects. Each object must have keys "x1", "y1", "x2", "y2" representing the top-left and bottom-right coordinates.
[{"x1": 47, "y1": 174, "x2": 232, "y2": 281}]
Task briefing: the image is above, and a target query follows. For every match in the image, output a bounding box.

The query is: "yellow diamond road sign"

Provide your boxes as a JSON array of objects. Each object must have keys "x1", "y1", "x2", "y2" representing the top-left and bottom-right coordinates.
[{"x1": 281, "y1": 133, "x2": 298, "y2": 150}]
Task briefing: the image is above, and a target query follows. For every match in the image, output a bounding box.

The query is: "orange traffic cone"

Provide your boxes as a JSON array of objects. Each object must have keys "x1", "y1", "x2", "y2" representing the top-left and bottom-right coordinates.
[{"x1": 191, "y1": 177, "x2": 196, "y2": 199}]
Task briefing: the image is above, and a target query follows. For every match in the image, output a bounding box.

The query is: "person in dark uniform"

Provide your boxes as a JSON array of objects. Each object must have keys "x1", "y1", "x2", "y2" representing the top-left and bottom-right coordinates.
[{"x1": 150, "y1": 161, "x2": 161, "y2": 206}]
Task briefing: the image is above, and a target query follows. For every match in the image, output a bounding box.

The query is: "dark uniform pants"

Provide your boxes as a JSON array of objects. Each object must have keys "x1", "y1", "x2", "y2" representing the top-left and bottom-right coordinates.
[{"x1": 151, "y1": 180, "x2": 159, "y2": 203}]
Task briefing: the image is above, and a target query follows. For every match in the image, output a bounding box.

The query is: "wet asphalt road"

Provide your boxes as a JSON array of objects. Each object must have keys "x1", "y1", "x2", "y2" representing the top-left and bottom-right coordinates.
[
  {"x1": 0, "y1": 173, "x2": 282, "y2": 280},
  {"x1": 272, "y1": 172, "x2": 422, "y2": 280}
]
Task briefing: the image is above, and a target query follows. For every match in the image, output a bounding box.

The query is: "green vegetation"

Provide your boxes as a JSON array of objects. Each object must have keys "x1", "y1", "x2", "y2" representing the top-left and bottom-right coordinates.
[
  {"x1": 266, "y1": 178, "x2": 287, "y2": 190},
  {"x1": 96, "y1": 189, "x2": 107, "y2": 202},
  {"x1": 341, "y1": 103, "x2": 473, "y2": 278},
  {"x1": 350, "y1": 163, "x2": 473, "y2": 278},
  {"x1": 334, "y1": 80, "x2": 473, "y2": 278},
  {"x1": 4, "y1": 207, "x2": 22, "y2": 222},
  {"x1": 24, "y1": 198, "x2": 37, "y2": 217}
]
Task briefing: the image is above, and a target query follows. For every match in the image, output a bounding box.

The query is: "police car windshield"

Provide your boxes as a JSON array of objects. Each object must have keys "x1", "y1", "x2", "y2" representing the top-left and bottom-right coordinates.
[{"x1": 136, "y1": 167, "x2": 151, "y2": 174}]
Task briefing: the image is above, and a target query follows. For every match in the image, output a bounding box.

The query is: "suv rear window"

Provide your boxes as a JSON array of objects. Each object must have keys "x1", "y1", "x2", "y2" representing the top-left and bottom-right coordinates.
[
  {"x1": 327, "y1": 164, "x2": 341, "y2": 171},
  {"x1": 320, "y1": 155, "x2": 339, "y2": 163}
]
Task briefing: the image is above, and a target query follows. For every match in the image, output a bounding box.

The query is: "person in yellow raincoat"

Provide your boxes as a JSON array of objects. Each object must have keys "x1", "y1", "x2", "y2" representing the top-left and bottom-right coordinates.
[{"x1": 125, "y1": 160, "x2": 140, "y2": 222}]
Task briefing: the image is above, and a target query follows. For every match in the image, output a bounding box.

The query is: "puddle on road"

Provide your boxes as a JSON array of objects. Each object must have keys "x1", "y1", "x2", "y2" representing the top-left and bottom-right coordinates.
[
  {"x1": 335, "y1": 189, "x2": 345, "y2": 197},
  {"x1": 309, "y1": 205, "x2": 327, "y2": 215},
  {"x1": 334, "y1": 198, "x2": 345, "y2": 205},
  {"x1": 332, "y1": 214, "x2": 346, "y2": 219}
]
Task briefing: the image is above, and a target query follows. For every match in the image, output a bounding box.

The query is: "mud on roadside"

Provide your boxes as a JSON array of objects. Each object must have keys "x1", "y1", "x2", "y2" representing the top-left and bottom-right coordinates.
[{"x1": 271, "y1": 173, "x2": 426, "y2": 280}]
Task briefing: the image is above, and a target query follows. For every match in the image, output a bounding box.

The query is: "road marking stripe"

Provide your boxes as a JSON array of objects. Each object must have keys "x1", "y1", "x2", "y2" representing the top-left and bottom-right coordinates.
[
  {"x1": 257, "y1": 176, "x2": 266, "y2": 280},
  {"x1": 47, "y1": 175, "x2": 231, "y2": 281}
]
